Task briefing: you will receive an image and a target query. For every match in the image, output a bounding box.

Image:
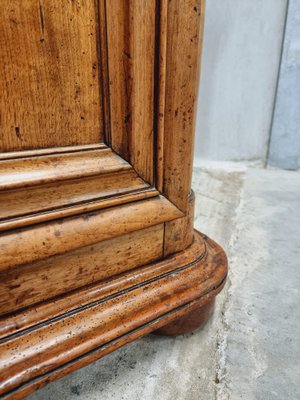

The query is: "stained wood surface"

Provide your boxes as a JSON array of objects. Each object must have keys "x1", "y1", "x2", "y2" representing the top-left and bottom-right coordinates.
[
  {"x1": 164, "y1": 191, "x2": 195, "y2": 256},
  {"x1": 156, "y1": 0, "x2": 168, "y2": 192},
  {"x1": 0, "y1": 145, "x2": 159, "y2": 231},
  {"x1": 98, "y1": 0, "x2": 110, "y2": 143},
  {"x1": 0, "y1": 188, "x2": 158, "y2": 232},
  {"x1": 154, "y1": 298, "x2": 215, "y2": 336},
  {"x1": 0, "y1": 143, "x2": 106, "y2": 161},
  {"x1": 0, "y1": 147, "x2": 128, "y2": 190},
  {"x1": 0, "y1": 0, "x2": 103, "y2": 151},
  {"x1": 0, "y1": 225, "x2": 164, "y2": 315},
  {"x1": 0, "y1": 171, "x2": 147, "y2": 220},
  {"x1": 0, "y1": 232, "x2": 227, "y2": 399},
  {"x1": 0, "y1": 195, "x2": 182, "y2": 272},
  {"x1": 106, "y1": 0, "x2": 155, "y2": 183},
  {"x1": 0, "y1": 3, "x2": 227, "y2": 400},
  {"x1": 1, "y1": 225, "x2": 200, "y2": 340},
  {"x1": 161, "y1": 0, "x2": 205, "y2": 211}
]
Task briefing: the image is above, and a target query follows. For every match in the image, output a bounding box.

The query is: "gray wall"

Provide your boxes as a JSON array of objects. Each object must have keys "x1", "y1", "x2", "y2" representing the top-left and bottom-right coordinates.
[
  {"x1": 268, "y1": 0, "x2": 300, "y2": 170},
  {"x1": 194, "y1": 0, "x2": 288, "y2": 164}
]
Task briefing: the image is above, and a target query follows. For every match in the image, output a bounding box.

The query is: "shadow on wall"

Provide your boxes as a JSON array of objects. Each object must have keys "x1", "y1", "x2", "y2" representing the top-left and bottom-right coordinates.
[
  {"x1": 268, "y1": 0, "x2": 300, "y2": 170},
  {"x1": 194, "y1": 0, "x2": 299, "y2": 170}
]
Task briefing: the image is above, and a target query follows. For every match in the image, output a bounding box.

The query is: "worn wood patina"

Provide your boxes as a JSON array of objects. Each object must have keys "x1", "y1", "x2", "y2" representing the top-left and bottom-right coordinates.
[{"x1": 0, "y1": 1, "x2": 227, "y2": 398}]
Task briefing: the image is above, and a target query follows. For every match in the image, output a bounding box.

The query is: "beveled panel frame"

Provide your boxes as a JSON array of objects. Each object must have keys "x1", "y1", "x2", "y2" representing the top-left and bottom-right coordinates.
[
  {"x1": 100, "y1": 0, "x2": 205, "y2": 255},
  {"x1": 0, "y1": 0, "x2": 205, "y2": 232},
  {"x1": 101, "y1": 0, "x2": 205, "y2": 209}
]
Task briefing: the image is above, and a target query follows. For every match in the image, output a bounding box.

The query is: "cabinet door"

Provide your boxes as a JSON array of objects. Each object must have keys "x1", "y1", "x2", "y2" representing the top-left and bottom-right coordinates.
[
  {"x1": 0, "y1": 0, "x2": 203, "y2": 312},
  {"x1": 0, "y1": 2, "x2": 217, "y2": 399},
  {"x1": 0, "y1": 0, "x2": 104, "y2": 150}
]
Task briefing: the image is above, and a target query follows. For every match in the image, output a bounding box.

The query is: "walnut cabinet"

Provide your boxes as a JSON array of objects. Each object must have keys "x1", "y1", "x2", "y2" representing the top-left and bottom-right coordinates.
[{"x1": 0, "y1": 1, "x2": 227, "y2": 398}]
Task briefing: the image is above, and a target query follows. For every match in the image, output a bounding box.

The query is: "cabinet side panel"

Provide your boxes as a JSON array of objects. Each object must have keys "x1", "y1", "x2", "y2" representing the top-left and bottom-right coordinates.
[
  {"x1": 0, "y1": 0, "x2": 103, "y2": 151},
  {"x1": 162, "y1": 0, "x2": 205, "y2": 211}
]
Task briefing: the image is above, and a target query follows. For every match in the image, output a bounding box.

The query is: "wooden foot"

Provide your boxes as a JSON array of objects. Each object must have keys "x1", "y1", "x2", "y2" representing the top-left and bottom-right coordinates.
[
  {"x1": 153, "y1": 298, "x2": 215, "y2": 336},
  {"x1": 0, "y1": 232, "x2": 227, "y2": 399}
]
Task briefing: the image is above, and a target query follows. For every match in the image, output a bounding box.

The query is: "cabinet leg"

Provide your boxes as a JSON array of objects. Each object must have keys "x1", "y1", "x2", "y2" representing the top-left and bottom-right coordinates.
[{"x1": 153, "y1": 298, "x2": 215, "y2": 336}]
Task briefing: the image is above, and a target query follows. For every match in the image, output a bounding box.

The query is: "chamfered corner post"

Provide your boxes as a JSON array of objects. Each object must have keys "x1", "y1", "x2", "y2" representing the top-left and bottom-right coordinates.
[
  {"x1": 158, "y1": 0, "x2": 205, "y2": 255},
  {"x1": 154, "y1": 0, "x2": 226, "y2": 336}
]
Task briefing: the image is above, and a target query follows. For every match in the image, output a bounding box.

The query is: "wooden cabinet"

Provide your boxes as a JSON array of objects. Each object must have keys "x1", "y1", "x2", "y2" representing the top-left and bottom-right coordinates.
[{"x1": 0, "y1": 1, "x2": 227, "y2": 398}]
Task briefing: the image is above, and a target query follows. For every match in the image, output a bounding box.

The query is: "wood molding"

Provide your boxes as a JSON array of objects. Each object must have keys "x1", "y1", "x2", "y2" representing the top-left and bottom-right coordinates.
[
  {"x1": 154, "y1": 297, "x2": 215, "y2": 336},
  {"x1": 0, "y1": 232, "x2": 227, "y2": 400},
  {"x1": 0, "y1": 195, "x2": 182, "y2": 273},
  {"x1": 106, "y1": 0, "x2": 156, "y2": 183},
  {"x1": 155, "y1": 0, "x2": 168, "y2": 192},
  {"x1": 0, "y1": 187, "x2": 159, "y2": 232},
  {"x1": 0, "y1": 143, "x2": 106, "y2": 161},
  {"x1": 0, "y1": 169, "x2": 146, "y2": 217},
  {"x1": 0, "y1": 146, "x2": 159, "y2": 231},
  {"x1": 164, "y1": 190, "x2": 196, "y2": 256},
  {"x1": 0, "y1": 225, "x2": 165, "y2": 315},
  {"x1": 0, "y1": 147, "x2": 128, "y2": 190}
]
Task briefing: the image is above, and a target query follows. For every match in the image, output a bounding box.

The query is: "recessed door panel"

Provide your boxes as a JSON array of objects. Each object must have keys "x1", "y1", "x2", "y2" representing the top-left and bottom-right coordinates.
[{"x1": 0, "y1": 0, "x2": 103, "y2": 151}]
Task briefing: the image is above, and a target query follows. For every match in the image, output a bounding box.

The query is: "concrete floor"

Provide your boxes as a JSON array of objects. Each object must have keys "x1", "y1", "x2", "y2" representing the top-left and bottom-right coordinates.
[{"x1": 28, "y1": 165, "x2": 300, "y2": 400}]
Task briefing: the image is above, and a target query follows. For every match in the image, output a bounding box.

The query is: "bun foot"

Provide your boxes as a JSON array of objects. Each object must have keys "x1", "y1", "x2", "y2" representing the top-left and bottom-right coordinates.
[{"x1": 153, "y1": 298, "x2": 215, "y2": 336}]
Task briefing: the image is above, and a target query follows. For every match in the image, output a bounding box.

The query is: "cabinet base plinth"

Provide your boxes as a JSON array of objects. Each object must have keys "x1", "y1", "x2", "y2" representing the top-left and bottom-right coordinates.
[
  {"x1": 0, "y1": 231, "x2": 227, "y2": 400},
  {"x1": 153, "y1": 298, "x2": 215, "y2": 336}
]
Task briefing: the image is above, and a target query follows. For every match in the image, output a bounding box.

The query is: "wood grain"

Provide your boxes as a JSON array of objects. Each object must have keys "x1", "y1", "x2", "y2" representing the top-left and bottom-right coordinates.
[
  {"x1": 154, "y1": 298, "x2": 215, "y2": 336},
  {"x1": 0, "y1": 0, "x2": 103, "y2": 151},
  {"x1": 0, "y1": 143, "x2": 106, "y2": 161},
  {"x1": 0, "y1": 232, "x2": 227, "y2": 399},
  {"x1": 0, "y1": 234, "x2": 205, "y2": 339},
  {"x1": 161, "y1": 0, "x2": 205, "y2": 211},
  {"x1": 0, "y1": 171, "x2": 147, "y2": 220},
  {"x1": 0, "y1": 225, "x2": 164, "y2": 315},
  {"x1": 0, "y1": 3, "x2": 229, "y2": 399},
  {"x1": 98, "y1": 0, "x2": 111, "y2": 143},
  {"x1": 0, "y1": 195, "x2": 182, "y2": 272},
  {"x1": 0, "y1": 147, "x2": 128, "y2": 190},
  {"x1": 0, "y1": 145, "x2": 158, "y2": 231},
  {"x1": 164, "y1": 191, "x2": 195, "y2": 256},
  {"x1": 106, "y1": 0, "x2": 156, "y2": 183},
  {"x1": 0, "y1": 188, "x2": 158, "y2": 232},
  {"x1": 156, "y1": 0, "x2": 168, "y2": 192}
]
